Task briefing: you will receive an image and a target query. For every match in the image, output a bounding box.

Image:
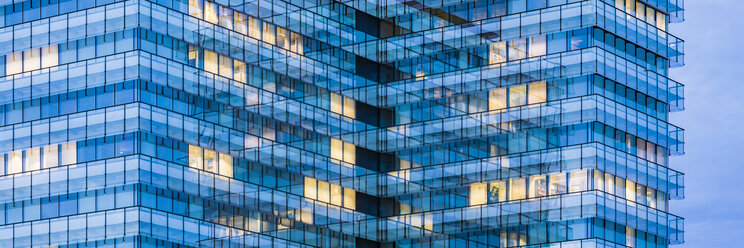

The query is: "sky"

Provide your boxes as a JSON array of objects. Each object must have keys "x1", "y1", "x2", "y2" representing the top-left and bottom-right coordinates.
[{"x1": 668, "y1": 0, "x2": 744, "y2": 247}]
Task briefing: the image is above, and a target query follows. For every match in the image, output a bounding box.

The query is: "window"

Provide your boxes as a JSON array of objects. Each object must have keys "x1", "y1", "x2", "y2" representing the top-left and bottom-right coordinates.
[
  {"x1": 508, "y1": 38, "x2": 527, "y2": 60},
  {"x1": 248, "y1": 17, "x2": 261, "y2": 39},
  {"x1": 489, "y1": 41, "x2": 507, "y2": 64},
  {"x1": 549, "y1": 173, "x2": 567, "y2": 195},
  {"x1": 41, "y1": 45, "x2": 58, "y2": 69},
  {"x1": 204, "y1": 1, "x2": 218, "y2": 24},
  {"x1": 188, "y1": 145, "x2": 204, "y2": 170},
  {"x1": 489, "y1": 181, "x2": 506, "y2": 203},
  {"x1": 218, "y1": 152, "x2": 233, "y2": 177},
  {"x1": 509, "y1": 178, "x2": 526, "y2": 200},
  {"x1": 277, "y1": 27, "x2": 289, "y2": 49},
  {"x1": 470, "y1": 182, "x2": 487, "y2": 205},
  {"x1": 262, "y1": 22, "x2": 275, "y2": 45},
  {"x1": 8, "y1": 150, "x2": 22, "y2": 174},
  {"x1": 330, "y1": 184, "x2": 342, "y2": 206},
  {"x1": 203, "y1": 149, "x2": 217, "y2": 173},
  {"x1": 188, "y1": 0, "x2": 203, "y2": 18},
  {"x1": 528, "y1": 175, "x2": 546, "y2": 198},
  {"x1": 528, "y1": 35, "x2": 546, "y2": 57},
  {"x1": 218, "y1": 55, "x2": 232, "y2": 78},
  {"x1": 304, "y1": 177, "x2": 317, "y2": 200},
  {"x1": 234, "y1": 12, "x2": 247, "y2": 35},
  {"x1": 528, "y1": 81, "x2": 547, "y2": 104},
  {"x1": 626, "y1": 179, "x2": 636, "y2": 203},
  {"x1": 6, "y1": 52, "x2": 22, "y2": 75},
  {"x1": 330, "y1": 93, "x2": 355, "y2": 118},
  {"x1": 489, "y1": 88, "x2": 507, "y2": 110},
  {"x1": 26, "y1": 147, "x2": 41, "y2": 171},
  {"x1": 343, "y1": 188, "x2": 355, "y2": 209},
  {"x1": 218, "y1": 6, "x2": 233, "y2": 29},
  {"x1": 290, "y1": 32, "x2": 303, "y2": 55},
  {"x1": 61, "y1": 141, "x2": 77, "y2": 166},
  {"x1": 204, "y1": 50, "x2": 219, "y2": 74},
  {"x1": 569, "y1": 170, "x2": 588, "y2": 192},
  {"x1": 317, "y1": 180, "x2": 330, "y2": 203},
  {"x1": 233, "y1": 60, "x2": 246, "y2": 82},
  {"x1": 509, "y1": 85, "x2": 527, "y2": 107}
]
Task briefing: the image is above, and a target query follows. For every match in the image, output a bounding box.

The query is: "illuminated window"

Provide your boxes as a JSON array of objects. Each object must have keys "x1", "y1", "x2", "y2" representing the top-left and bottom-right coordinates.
[
  {"x1": 646, "y1": 7, "x2": 654, "y2": 23},
  {"x1": 330, "y1": 93, "x2": 343, "y2": 115},
  {"x1": 470, "y1": 182, "x2": 487, "y2": 205},
  {"x1": 509, "y1": 85, "x2": 527, "y2": 107},
  {"x1": 636, "y1": 184, "x2": 646, "y2": 205},
  {"x1": 234, "y1": 12, "x2": 247, "y2": 35},
  {"x1": 569, "y1": 170, "x2": 588, "y2": 193},
  {"x1": 528, "y1": 35, "x2": 546, "y2": 57},
  {"x1": 204, "y1": 50, "x2": 219, "y2": 74},
  {"x1": 489, "y1": 41, "x2": 507, "y2": 64},
  {"x1": 489, "y1": 88, "x2": 507, "y2": 110},
  {"x1": 204, "y1": 1, "x2": 218, "y2": 24},
  {"x1": 203, "y1": 149, "x2": 217, "y2": 173},
  {"x1": 626, "y1": 227, "x2": 635, "y2": 248},
  {"x1": 549, "y1": 173, "x2": 567, "y2": 195},
  {"x1": 188, "y1": 0, "x2": 203, "y2": 18},
  {"x1": 262, "y1": 22, "x2": 275, "y2": 45},
  {"x1": 330, "y1": 183, "x2": 342, "y2": 206},
  {"x1": 656, "y1": 12, "x2": 666, "y2": 31},
  {"x1": 42, "y1": 144, "x2": 59, "y2": 169},
  {"x1": 8, "y1": 150, "x2": 22, "y2": 174},
  {"x1": 343, "y1": 188, "x2": 355, "y2": 209},
  {"x1": 218, "y1": 152, "x2": 233, "y2": 177},
  {"x1": 218, "y1": 55, "x2": 232, "y2": 78},
  {"x1": 0, "y1": 153, "x2": 4, "y2": 175},
  {"x1": 41, "y1": 45, "x2": 58, "y2": 69},
  {"x1": 188, "y1": 45, "x2": 199, "y2": 66},
  {"x1": 635, "y1": 2, "x2": 645, "y2": 19},
  {"x1": 317, "y1": 180, "x2": 330, "y2": 203},
  {"x1": 528, "y1": 175, "x2": 546, "y2": 198},
  {"x1": 233, "y1": 60, "x2": 246, "y2": 82},
  {"x1": 61, "y1": 141, "x2": 77, "y2": 166},
  {"x1": 626, "y1": 179, "x2": 636, "y2": 203},
  {"x1": 304, "y1": 177, "x2": 317, "y2": 200},
  {"x1": 290, "y1": 32, "x2": 303, "y2": 55},
  {"x1": 26, "y1": 147, "x2": 41, "y2": 171},
  {"x1": 277, "y1": 27, "x2": 289, "y2": 49},
  {"x1": 509, "y1": 178, "x2": 526, "y2": 200},
  {"x1": 6, "y1": 52, "x2": 22, "y2": 75},
  {"x1": 248, "y1": 17, "x2": 261, "y2": 39},
  {"x1": 343, "y1": 96, "x2": 355, "y2": 118},
  {"x1": 218, "y1": 6, "x2": 233, "y2": 29},
  {"x1": 527, "y1": 81, "x2": 547, "y2": 104},
  {"x1": 625, "y1": 0, "x2": 635, "y2": 14},
  {"x1": 646, "y1": 188, "x2": 657, "y2": 208},
  {"x1": 604, "y1": 172, "x2": 615, "y2": 194},
  {"x1": 188, "y1": 145, "x2": 204, "y2": 170},
  {"x1": 489, "y1": 181, "x2": 506, "y2": 203}
]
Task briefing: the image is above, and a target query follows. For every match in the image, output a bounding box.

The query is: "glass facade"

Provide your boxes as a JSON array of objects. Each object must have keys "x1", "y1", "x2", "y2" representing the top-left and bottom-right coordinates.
[{"x1": 0, "y1": 0, "x2": 685, "y2": 247}]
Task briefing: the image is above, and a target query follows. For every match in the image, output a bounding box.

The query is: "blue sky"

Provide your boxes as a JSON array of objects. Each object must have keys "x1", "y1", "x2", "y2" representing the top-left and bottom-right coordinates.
[{"x1": 669, "y1": 0, "x2": 744, "y2": 247}]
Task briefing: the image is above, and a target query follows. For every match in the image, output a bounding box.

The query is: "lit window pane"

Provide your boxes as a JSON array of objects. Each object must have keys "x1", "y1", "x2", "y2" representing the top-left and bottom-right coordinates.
[
  {"x1": 343, "y1": 188, "x2": 355, "y2": 209},
  {"x1": 218, "y1": 55, "x2": 232, "y2": 78},
  {"x1": 204, "y1": 50, "x2": 219, "y2": 74},
  {"x1": 528, "y1": 81, "x2": 547, "y2": 104},
  {"x1": 317, "y1": 180, "x2": 330, "y2": 203},
  {"x1": 509, "y1": 178, "x2": 526, "y2": 200},
  {"x1": 262, "y1": 22, "x2": 275, "y2": 45},
  {"x1": 343, "y1": 96, "x2": 355, "y2": 118},
  {"x1": 528, "y1": 175, "x2": 546, "y2": 198},
  {"x1": 233, "y1": 60, "x2": 246, "y2": 83},
  {"x1": 549, "y1": 173, "x2": 567, "y2": 195},
  {"x1": 330, "y1": 138, "x2": 343, "y2": 161},
  {"x1": 8, "y1": 150, "x2": 22, "y2": 174},
  {"x1": 330, "y1": 184, "x2": 342, "y2": 206},
  {"x1": 330, "y1": 93, "x2": 343, "y2": 115},
  {"x1": 248, "y1": 17, "x2": 261, "y2": 39},
  {"x1": 489, "y1": 181, "x2": 506, "y2": 203},
  {"x1": 188, "y1": 0, "x2": 203, "y2": 18},
  {"x1": 61, "y1": 141, "x2": 77, "y2": 166},
  {"x1": 218, "y1": 153, "x2": 232, "y2": 177},
  {"x1": 6, "y1": 52, "x2": 22, "y2": 75},
  {"x1": 489, "y1": 41, "x2": 506, "y2": 64},
  {"x1": 569, "y1": 170, "x2": 588, "y2": 193},
  {"x1": 343, "y1": 141, "x2": 355, "y2": 164},
  {"x1": 41, "y1": 45, "x2": 58, "y2": 69},
  {"x1": 469, "y1": 182, "x2": 487, "y2": 205},
  {"x1": 489, "y1": 88, "x2": 507, "y2": 110},
  {"x1": 276, "y1": 27, "x2": 289, "y2": 49},
  {"x1": 188, "y1": 145, "x2": 203, "y2": 170},
  {"x1": 26, "y1": 147, "x2": 41, "y2": 172},
  {"x1": 508, "y1": 38, "x2": 527, "y2": 60},
  {"x1": 626, "y1": 179, "x2": 636, "y2": 203},
  {"x1": 204, "y1": 2, "x2": 218, "y2": 24},
  {"x1": 24, "y1": 48, "x2": 41, "y2": 72},
  {"x1": 218, "y1": 6, "x2": 233, "y2": 29},
  {"x1": 290, "y1": 32, "x2": 303, "y2": 54},
  {"x1": 204, "y1": 149, "x2": 217, "y2": 173},
  {"x1": 234, "y1": 13, "x2": 247, "y2": 35},
  {"x1": 304, "y1": 177, "x2": 317, "y2": 200},
  {"x1": 0, "y1": 153, "x2": 4, "y2": 175}
]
